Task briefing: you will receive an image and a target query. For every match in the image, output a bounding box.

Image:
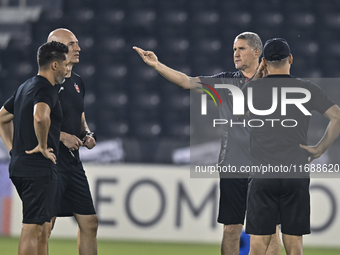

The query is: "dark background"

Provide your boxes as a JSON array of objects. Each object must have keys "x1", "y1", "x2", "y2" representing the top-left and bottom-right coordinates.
[{"x1": 1, "y1": 0, "x2": 340, "y2": 163}]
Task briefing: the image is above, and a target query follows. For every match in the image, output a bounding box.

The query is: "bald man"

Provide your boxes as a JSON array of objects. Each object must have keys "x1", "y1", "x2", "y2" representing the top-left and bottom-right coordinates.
[{"x1": 40, "y1": 28, "x2": 98, "y2": 255}]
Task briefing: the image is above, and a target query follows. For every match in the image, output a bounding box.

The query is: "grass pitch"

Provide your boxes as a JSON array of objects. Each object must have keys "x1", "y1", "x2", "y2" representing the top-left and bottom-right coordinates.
[{"x1": 1, "y1": 236, "x2": 340, "y2": 254}]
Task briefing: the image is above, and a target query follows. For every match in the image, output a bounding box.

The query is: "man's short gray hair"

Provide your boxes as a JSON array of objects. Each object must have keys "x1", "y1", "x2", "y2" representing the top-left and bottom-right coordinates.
[{"x1": 235, "y1": 32, "x2": 263, "y2": 56}]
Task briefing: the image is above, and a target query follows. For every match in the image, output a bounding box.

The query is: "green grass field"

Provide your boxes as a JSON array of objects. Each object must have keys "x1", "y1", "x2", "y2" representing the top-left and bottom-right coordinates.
[{"x1": 1, "y1": 237, "x2": 340, "y2": 255}]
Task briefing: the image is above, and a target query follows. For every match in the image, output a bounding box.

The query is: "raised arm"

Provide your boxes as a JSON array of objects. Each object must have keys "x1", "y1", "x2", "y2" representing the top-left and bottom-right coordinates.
[
  {"x1": 253, "y1": 58, "x2": 269, "y2": 80},
  {"x1": 300, "y1": 104, "x2": 340, "y2": 162},
  {"x1": 26, "y1": 102, "x2": 57, "y2": 164},
  {"x1": 133, "y1": 46, "x2": 201, "y2": 90},
  {"x1": 0, "y1": 106, "x2": 14, "y2": 152}
]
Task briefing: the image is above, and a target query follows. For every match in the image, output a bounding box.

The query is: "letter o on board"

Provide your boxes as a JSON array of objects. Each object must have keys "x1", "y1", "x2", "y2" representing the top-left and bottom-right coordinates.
[
  {"x1": 310, "y1": 184, "x2": 337, "y2": 233},
  {"x1": 125, "y1": 179, "x2": 166, "y2": 227}
]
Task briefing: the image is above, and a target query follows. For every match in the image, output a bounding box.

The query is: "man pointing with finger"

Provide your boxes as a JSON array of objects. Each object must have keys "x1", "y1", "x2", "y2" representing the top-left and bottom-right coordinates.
[{"x1": 133, "y1": 32, "x2": 281, "y2": 255}]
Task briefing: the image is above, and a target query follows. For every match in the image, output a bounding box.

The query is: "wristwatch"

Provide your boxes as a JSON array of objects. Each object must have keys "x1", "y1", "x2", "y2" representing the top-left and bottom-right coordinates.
[{"x1": 86, "y1": 131, "x2": 97, "y2": 141}]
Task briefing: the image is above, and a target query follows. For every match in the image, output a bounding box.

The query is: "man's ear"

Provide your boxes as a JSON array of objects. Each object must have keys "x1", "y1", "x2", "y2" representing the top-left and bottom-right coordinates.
[
  {"x1": 262, "y1": 57, "x2": 267, "y2": 67},
  {"x1": 51, "y1": 61, "x2": 59, "y2": 71},
  {"x1": 289, "y1": 54, "x2": 293, "y2": 64},
  {"x1": 254, "y1": 48, "x2": 261, "y2": 58}
]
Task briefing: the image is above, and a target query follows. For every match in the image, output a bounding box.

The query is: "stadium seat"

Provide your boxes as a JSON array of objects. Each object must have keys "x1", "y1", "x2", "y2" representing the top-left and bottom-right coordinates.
[
  {"x1": 77, "y1": 35, "x2": 94, "y2": 52},
  {"x1": 98, "y1": 36, "x2": 126, "y2": 53},
  {"x1": 101, "y1": 64, "x2": 127, "y2": 80},
  {"x1": 133, "y1": 122, "x2": 162, "y2": 138},
  {"x1": 132, "y1": 93, "x2": 160, "y2": 109},
  {"x1": 66, "y1": 8, "x2": 95, "y2": 24},
  {"x1": 133, "y1": 37, "x2": 158, "y2": 51},
  {"x1": 74, "y1": 63, "x2": 96, "y2": 80},
  {"x1": 191, "y1": 11, "x2": 220, "y2": 26},
  {"x1": 94, "y1": 0, "x2": 125, "y2": 10},
  {"x1": 288, "y1": 13, "x2": 315, "y2": 28},
  {"x1": 128, "y1": 9, "x2": 156, "y2": 27},
  {"x1": 161, "y1": 10, "x2": 188, "y2": 25},
  {"x1": 163, "y1": 37, "x2": 190, "y2": 53},
  {"x1": 254, "y1": 12, "x2": 284, "y2": 27},
  {"x1": 102, "y1": 92, "x2": 129, "y2": 109},
  {"x1": 96, "y1": 9, "x2": 125, "y2": 25}
]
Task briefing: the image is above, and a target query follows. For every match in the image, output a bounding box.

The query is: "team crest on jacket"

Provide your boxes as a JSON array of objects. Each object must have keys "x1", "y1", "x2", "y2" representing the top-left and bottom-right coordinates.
[{"x1": 74, "y1": 83, "x2": 80, "y2": 93}]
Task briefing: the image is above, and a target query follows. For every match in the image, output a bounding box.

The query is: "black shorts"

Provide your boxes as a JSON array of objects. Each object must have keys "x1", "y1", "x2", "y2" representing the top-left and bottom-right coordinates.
[
  {"x1": 11, "y1": 173, "x2": 57, "y2": 224},
  {"x1": 54, "y1": 169, "x2": 96, "y2": 217},
  {"x1": 217, "y1": 178, "x2": 249, "y2": 225},
  {"x1": 246, "y1": 178, "x2": 310, "y2": 236}
]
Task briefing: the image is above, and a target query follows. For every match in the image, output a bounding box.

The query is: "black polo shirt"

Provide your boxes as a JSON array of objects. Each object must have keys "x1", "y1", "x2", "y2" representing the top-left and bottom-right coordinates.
[
  {"x1": 4, "y1": 75, "x2": 62, "y2": 177},
  {"x1": 200, "y1": 71, "x2": 251, "y2": 170},
  {"x1": 57, "y1": 71, "x2": 85, "y2": 171},
  {"x1": 243, "y1": 75, "x2": 335, "y2": 173}
]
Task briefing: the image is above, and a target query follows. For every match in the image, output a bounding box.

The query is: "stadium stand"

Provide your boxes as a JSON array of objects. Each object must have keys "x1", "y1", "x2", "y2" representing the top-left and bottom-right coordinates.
[{"x1": 1, "y1": 0, "x2": 340, "y2": 163}]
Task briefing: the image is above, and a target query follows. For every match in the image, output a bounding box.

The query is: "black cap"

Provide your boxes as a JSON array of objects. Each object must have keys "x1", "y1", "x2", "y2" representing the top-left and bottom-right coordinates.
[{"x1": 263, "y1": 38, "x2": 291, "y2": 61}]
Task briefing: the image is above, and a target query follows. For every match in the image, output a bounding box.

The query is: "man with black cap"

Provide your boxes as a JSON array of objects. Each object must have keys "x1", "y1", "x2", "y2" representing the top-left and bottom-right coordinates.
[{"x1": 243, "y1": 38, "x2": 340, "y2": 254}]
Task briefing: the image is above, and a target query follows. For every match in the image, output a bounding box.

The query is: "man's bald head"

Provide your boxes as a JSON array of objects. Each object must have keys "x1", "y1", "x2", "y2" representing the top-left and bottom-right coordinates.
[
  {"x1": 48, "y1": 28, "x2": 73, "y2": 43},
  {"x1": 47, "y1": 28, "x2": 80, "y2": 65}
]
